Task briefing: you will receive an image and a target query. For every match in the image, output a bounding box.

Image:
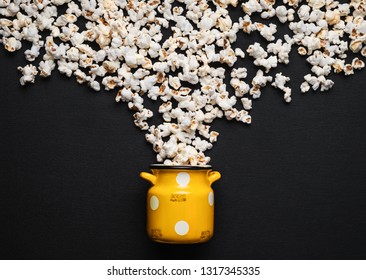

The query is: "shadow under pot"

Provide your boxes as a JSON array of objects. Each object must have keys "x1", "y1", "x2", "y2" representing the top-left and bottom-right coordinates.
[{"x1": 140, "y1": 164, "x2": 221, "y2": 244}]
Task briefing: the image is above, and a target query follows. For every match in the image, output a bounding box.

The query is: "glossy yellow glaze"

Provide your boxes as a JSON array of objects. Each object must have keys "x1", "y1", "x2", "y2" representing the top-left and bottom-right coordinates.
[{"x1": 140, "y1": 167, "x2": 221, "y2": 244}]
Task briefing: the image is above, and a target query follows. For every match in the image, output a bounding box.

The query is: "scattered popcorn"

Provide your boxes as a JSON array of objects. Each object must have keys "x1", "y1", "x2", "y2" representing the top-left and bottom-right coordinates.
[
  {"x1": 1, "y1": 0, "x2": 365, "y2": 165},
  {"x1": 4, "y1": 37, "x2": 21, "y2": 52},
  {"x1": 352, "y1": 57, "x2": 365, "y2": 70},
  {"x1": 272, "y1": 73, "x2": 292, "y2": 103},
  {"x1": 250, "y1": 70, "x2": 273, "y2": 99},
  {"x1": 17, "y1": 64, "x2": 38, "y2": 86},
  {"x1": 300, "y1": 81, "x2": 311, "y2": 93}
]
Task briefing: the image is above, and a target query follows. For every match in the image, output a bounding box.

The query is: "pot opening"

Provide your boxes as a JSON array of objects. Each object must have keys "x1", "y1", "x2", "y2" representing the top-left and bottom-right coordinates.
[{"x1": 150, "y1": 164, "x2": 212, "y2": 170}]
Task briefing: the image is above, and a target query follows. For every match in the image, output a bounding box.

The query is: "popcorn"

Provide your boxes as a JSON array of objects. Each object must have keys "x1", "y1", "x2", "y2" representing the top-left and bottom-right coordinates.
[
  {"x1": 219, "y1": 48, "x2": 237, "y2": 66},
  {"x1": 325, "y1": 9, "x2": 341, "y2": 25},
  {"x1": 276, "y1": 6, "x2": 289, "y2": 23},
  {"x1": 1, "y1": 0, "x2": 365, "y2": 166},
  {"x1": 308, "y1": 0, "x2": 326, "y2": 11},
  {"x1": 344, "y1": 64, "x2": 354, "y2": 76},
  {"x1": 4, "y1": 37, "x2": 21, "y2": 52},
  {"x1": 38, "y1": 60, "x2": 56, "y2": 77},
  {"x1": 89, "y1": 80, "x2": 100, "y2": 91},
  {"x1": 311, "y1": 65, "x2": 332, "y2": 76},
  {"x1": 102, "y1": 76, "x2": 122, "y2": 90},
  {"x1": 73, "y1": 69, "x2": 87, "y2": 84},
  {"x1": 239, "y1": 15, "x2": 257, "y2": 33},
  {"x1": 230, "y1": 78, "x2": 250, "y2": 97},
  {"x1": 235, "y1": 48, "x2": 245, "y2": 58},
  {"x1": 241, "y1": 97, "x2": 252, "y2": 110},
  {"x1": 134, "y1": 108, "x2": 153, "y2": 130},
  {"x1": 140, "y1": 75, "x2": 157, "y2": 93},
  {"x1": 352, "y1": 58, "x2": 365, "y2": 70},
  {"x1": 247, "y1": 42, "x2": 267, "y2": 60},
  {"x1": 350, "y1": 39, "x2": 363, "y2": 53},
  {"x1": 332, "y1": 59, "x2": 345, "y2": 74},
  {"x1": 298, "y1": 5, "x2": 311, "y2": 21},
  {"x1": 250, "y1": 70, "x2": 273, "y2": 99},
  {"x1": 231, "y1": 67, "x2": 248, "y2": 79},
  {"x1": 267, "y1": 39, "x2": 293, "y2": 64},
  {"x1": 300, "y1": 81, "x2": 311, "y2": 93},
  {"x1": 272, "y1": 73, "x2": 292, "y2": 103},
  {"x1": 242, "y1": 0, "x2": 262, "y2": 15},
  {"x1": 169, "y1": 76, "x2": 181, "y2": 90},
  {"x1": 261, "y1": 56, "x2": 279, "y2": 72},
  {"x1": 304, "y1": 74, "x2": 334, "y2": 91},
  {"x1": 301, "y1": 36, "x2": 321, "y2": 55},
  {"x1": 57, "y1": 60, "x2": 78, "y2": 77},
  {"x1": 18, "y1": 64, "x2": 38, "y2": 85},
  {"x1": 255, "y1": 22, "x2": 277, "y2": 41}
]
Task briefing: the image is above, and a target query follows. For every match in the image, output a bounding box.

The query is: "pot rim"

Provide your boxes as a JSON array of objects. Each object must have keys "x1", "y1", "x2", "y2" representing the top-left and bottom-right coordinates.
[{"x1": 150, "y1": 164, "x2": 212, "y2": 170}]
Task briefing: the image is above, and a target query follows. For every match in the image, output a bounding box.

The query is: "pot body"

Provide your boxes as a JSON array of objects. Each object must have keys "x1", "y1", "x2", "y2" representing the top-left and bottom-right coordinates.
[{"x1": 140, "y1": 165, "x2": 221, "y2": 244}]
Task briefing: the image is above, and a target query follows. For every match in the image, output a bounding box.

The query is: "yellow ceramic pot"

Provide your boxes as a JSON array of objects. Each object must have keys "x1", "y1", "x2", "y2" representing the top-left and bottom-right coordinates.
[{"x1": 140, "y1": 164, "x2": 221, "y2": 244}]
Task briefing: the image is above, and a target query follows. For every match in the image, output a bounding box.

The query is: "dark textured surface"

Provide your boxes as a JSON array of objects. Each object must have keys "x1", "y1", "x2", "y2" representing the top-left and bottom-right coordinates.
[{"x1": 1, "y1": 14, "x2": 366, "y2": 259}]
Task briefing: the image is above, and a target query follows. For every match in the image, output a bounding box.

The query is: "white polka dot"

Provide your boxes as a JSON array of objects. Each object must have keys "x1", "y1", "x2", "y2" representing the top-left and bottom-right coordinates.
[
  {"x1": 176, "y1": 172, "x2": 190, "y2": 187},
  {"x1": 175, "y1": 220, "x2": 189, "y2": 235},
  {"x1": 150, "y1": 196, "x2": 159, "y2": 211},
  {"x1": 208, "y1": 192, "x2": 214, "y2": 206}
]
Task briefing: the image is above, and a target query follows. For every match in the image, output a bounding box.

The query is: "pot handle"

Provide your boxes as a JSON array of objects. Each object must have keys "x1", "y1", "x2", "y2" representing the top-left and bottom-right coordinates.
[
  {"x1": 208, "y1": 171, "x2": 221, "y2": 184},
  {"x1": 140, "y1": 172, "x2": 156, "y2": 185}
]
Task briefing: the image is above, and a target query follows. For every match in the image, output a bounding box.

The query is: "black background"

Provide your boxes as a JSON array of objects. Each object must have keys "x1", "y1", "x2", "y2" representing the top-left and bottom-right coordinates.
[{"x1": 1, "y1": 6, "x2": 366, "y2": 259}]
